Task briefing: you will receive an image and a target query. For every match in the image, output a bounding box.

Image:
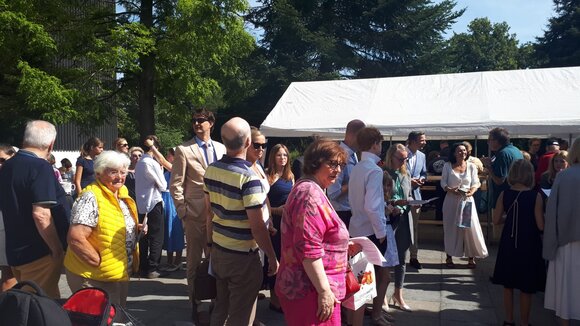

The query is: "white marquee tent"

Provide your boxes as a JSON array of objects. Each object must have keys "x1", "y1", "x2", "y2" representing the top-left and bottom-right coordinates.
[{"x1": 260, "y1": 67, "x2": 580, "y2": 140}]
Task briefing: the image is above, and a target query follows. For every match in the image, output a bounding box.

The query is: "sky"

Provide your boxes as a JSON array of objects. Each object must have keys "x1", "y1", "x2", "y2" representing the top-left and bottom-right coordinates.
[
  {"x1": 443, "y1": 0, "x2": 555, "y2": 43},
  {"x1": 247, "y1": 0, "x2": 556, "y2": 44}
]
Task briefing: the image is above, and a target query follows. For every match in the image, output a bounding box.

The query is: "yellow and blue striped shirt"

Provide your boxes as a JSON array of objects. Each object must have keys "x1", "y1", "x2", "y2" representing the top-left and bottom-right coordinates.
[{"x1": 203, "y1": 156, "x2": 266, "y2": 252}]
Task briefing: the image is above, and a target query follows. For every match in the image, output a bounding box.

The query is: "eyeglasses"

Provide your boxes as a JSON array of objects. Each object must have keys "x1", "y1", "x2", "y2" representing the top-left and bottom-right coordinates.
[
  {"x1": 253, "y1": 142, "x2": 267, "y2": 150},
  {"x1": 105, "y1": 169, "x2": 128, "y2": 178},
  {"x1": 193, "y1": 117, "x2": 209, "y2": 124},
  {"x1": 326, "y1": 160, "x2": 346, "y2": 170}
]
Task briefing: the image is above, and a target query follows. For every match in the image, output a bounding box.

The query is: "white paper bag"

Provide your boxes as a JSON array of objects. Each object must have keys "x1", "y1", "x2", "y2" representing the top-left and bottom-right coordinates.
[{"x1": 342, "y1": 252, "x2": 377, "y2": 310}]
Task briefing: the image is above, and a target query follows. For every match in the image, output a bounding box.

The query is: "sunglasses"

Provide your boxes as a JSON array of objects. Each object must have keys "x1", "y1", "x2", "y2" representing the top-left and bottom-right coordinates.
[
  {"x1": 394, "y1": 155, "x2": 408, "y2": 162},
  {"x1": 326, "y1": 160, "x2": 346, "y2": 170},
  {"x1": 193, "y1": 117, "x2": 209, "y2": 124},
  {"x1": 253, "y1": 142, "x2": 267, "y2": 150},
  {"x1": 120, "y1": 143, "x2": 129, "y2": 148}
]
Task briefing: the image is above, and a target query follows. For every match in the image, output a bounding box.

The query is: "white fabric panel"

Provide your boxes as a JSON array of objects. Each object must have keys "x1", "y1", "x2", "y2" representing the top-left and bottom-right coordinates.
[{"x1": 260, "y1": 67, "x2": 580, "y2": 138}]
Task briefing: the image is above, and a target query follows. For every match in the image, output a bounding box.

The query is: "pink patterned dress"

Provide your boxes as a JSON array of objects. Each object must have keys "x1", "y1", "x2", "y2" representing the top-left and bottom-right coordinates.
[{"x1": 275, "y1": 179, "x2": 349, "y2": 325}]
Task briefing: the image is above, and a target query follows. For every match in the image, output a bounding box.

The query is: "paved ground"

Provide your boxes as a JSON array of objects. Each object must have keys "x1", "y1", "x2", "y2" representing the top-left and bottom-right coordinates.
[{"x1": 58, "y1": 223, "x2": 571, "y2": 325}]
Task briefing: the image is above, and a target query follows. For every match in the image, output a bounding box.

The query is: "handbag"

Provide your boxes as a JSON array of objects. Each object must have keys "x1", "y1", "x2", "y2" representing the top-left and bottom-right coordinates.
[
  {"x1": 344, "y1": 263, "x2": 360, "y2": 298},
  {"x1": 456, "y1": 200, "x2": 472, "y2": 228}
]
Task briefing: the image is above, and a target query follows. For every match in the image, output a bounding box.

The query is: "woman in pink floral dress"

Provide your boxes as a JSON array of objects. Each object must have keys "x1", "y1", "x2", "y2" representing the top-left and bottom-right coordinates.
[{"x1": 275, "y1": 139, "x2": 357, "y2": 326}]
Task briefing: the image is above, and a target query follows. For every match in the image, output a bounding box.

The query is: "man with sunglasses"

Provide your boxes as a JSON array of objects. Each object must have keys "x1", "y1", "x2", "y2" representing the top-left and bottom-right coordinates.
[
  {"x1": 170, "y1": 108, "x2": 226, "y2": 323},
  {"x1": 327, "y1": 119, "x2": 366, "y2": 229}
]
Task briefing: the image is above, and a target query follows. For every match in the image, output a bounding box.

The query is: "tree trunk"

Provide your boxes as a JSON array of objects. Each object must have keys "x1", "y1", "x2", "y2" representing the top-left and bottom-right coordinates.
[{"x1": 138, "y1": 0, "x2": 155, "y2": 140}]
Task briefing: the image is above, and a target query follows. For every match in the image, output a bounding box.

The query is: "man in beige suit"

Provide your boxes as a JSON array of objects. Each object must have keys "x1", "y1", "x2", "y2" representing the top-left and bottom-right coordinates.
[{"x1": 170, "y1": 108, "x2": 226, "y2": 322}]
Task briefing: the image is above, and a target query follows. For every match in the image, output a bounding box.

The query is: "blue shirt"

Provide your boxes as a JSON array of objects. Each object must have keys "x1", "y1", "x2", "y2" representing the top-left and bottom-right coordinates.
[
  {"x1": 328, "y1": 142, "x2": 357, "y2": 211},
  {"x1": 0, "y1": 150, "x2": 69, "y2": 266}
]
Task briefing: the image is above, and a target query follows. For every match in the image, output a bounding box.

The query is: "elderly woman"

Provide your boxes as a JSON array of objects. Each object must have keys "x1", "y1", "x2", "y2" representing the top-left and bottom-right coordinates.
[
  {"x1": 441, "y1": 142, "x2": 488, "y2": 268},
  {"x1": 64, "y1": 151, "x2": 142, "y2": 307},
  {"x1": 276, "y1": 139, "x2": 357, "y2": 325},
  {"x1": 544, "y1": 138, "x2": 580, "y2": 325},
  {"x1": 383, "y1": 143, "x2": 413, "y2": 311}
]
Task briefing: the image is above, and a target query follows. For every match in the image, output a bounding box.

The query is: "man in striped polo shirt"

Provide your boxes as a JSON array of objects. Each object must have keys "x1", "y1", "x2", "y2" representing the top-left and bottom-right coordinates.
[{"x1": 203, "y1": 117, "x2": 278, "y2": 326}]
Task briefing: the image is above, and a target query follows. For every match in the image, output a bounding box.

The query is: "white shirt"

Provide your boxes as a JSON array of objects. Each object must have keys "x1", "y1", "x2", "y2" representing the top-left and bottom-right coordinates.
[
  {"x1": 348, "y1": 151, "x2": 387, "y2": 239},
  {"x1": 135, "y1": 153, "x2": 167, "y2": 214}
]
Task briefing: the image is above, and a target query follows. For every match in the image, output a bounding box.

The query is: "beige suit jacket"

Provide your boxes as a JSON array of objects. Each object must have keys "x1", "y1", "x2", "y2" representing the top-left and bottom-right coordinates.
[{"x1": 170, "y1": 138, "x2": 226, "y2": 220}]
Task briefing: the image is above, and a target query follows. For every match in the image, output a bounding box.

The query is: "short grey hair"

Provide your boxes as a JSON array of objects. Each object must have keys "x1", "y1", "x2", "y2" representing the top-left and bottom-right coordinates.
[
  {"x1": 94, "y1": 150, "x2": 130, "y2": 174},
  {"x1": 22, "y1": 120, "x2": 57, "y2": 150}
]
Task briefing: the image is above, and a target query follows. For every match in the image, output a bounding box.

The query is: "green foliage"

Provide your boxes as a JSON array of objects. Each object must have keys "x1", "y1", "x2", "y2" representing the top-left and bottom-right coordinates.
[
  {"x1": 0, "y1": 0, "x2": 121, "y2": 141},
  {"x1": 446, "y1": 18, "x2": 524, "y2": 72},
  {"x1": 536, "y1": 0, "x2": 580, "y2": 67},
  {"x1": 16, "y1": 61, "x2": 77, "y2": 123}
]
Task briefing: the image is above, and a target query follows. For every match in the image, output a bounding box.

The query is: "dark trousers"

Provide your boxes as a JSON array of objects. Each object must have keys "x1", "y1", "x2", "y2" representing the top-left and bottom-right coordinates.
[
  {"x1": 139, "y1": 201, "x2": 165, "y2": 273},
  {"x1": 336, "y1": 210, "x2": 352, "y2": 229}
]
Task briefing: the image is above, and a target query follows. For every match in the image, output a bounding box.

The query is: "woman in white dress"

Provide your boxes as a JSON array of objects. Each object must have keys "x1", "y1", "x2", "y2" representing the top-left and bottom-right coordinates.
[
  {"x1": 440, "y1": 142, "x2": 488, "y2": 268},
  {"x1": 543, "y1": 137, "x2": 580, "y2": 325}
]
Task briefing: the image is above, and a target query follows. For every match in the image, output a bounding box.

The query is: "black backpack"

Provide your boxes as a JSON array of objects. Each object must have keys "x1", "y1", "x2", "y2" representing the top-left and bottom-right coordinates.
[{"x1": 0, "y1": 280, "x2": 72, "y2": 326}]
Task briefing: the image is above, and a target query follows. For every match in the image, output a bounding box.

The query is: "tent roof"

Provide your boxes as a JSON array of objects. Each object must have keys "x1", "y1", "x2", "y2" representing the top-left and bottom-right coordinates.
[{"x1": 260, "y1": 67, "x2": 580, "y2": 139}]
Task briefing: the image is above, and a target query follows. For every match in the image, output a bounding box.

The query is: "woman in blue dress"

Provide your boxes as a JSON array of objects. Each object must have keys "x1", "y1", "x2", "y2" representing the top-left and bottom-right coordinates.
[{"x1": 265, "y1": 144, "x2": 294, "y2": 312}]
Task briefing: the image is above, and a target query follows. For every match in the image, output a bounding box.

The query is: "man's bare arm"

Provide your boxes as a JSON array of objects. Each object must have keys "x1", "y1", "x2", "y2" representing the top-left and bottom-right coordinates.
[{"x1": 32, "y1": 204, "x2": 63, "y2": 258}]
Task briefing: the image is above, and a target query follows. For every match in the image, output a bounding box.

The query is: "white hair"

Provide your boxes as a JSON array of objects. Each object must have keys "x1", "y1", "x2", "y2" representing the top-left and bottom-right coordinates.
[
  {"x1": 94, "y1": 150, "x2": 130, "y2": 174},
  {"x1": 22, "y1": 120, "x2": 57, "y2": 149}
]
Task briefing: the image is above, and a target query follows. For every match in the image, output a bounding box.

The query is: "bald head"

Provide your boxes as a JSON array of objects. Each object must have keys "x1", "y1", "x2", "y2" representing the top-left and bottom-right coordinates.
[
  {"x1": 344, "y1": 119, "x2": 365, "y2": 149},
  {"x1": 221, "y1": 117, "x2": 251, "y2": 153}
]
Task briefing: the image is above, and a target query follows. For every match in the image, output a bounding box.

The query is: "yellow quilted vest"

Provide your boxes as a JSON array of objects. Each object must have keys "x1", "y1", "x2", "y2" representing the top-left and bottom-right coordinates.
[{"x1": 64, "y1": 181, "x2": 139, "y2": 282}]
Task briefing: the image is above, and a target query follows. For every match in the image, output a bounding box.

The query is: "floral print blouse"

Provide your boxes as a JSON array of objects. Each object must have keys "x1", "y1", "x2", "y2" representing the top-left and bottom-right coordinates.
[{"x1": 275, "y1": 179, "x2": 349, "y2": 301}]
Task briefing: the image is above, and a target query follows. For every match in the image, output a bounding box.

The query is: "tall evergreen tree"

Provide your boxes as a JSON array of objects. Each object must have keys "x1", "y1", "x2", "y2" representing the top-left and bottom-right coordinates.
[
  {"x1": 536, "y1": 0, "x2": 580, "y2": 67},
  {"x1": 234, "y1": 0, "x2": 463, "y2": 127}
]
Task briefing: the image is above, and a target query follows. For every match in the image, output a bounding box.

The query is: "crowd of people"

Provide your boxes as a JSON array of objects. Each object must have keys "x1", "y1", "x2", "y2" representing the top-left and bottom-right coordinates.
[{"x1": 0, "y1": 115, "x2": 578, "y2": 326}]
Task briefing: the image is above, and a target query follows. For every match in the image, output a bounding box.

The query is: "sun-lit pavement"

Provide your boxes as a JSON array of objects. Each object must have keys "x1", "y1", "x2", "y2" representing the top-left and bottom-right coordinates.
[{"x1": 58, "y1": 223, "x2": 564, "y2": 325}]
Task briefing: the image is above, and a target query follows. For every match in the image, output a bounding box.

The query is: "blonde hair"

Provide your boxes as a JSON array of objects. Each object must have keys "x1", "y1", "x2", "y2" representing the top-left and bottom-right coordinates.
[
  {"x1": 545, "y1": 150, "x2": 568, "y2": 184},
  {"x1": 384, "y1": 143, "x2": 408, "y2": 175}
]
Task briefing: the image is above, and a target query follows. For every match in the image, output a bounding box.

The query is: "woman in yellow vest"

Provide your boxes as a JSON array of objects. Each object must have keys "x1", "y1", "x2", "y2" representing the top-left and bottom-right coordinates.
[{"x1": 65, "y1": 150, "x2": 143, "y2": 307}]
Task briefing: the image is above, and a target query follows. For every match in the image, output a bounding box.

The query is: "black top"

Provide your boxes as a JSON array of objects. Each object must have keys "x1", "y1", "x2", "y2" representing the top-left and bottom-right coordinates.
[{"x1": 0, "y1": 150, "x2": 69, "y2": 266}]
